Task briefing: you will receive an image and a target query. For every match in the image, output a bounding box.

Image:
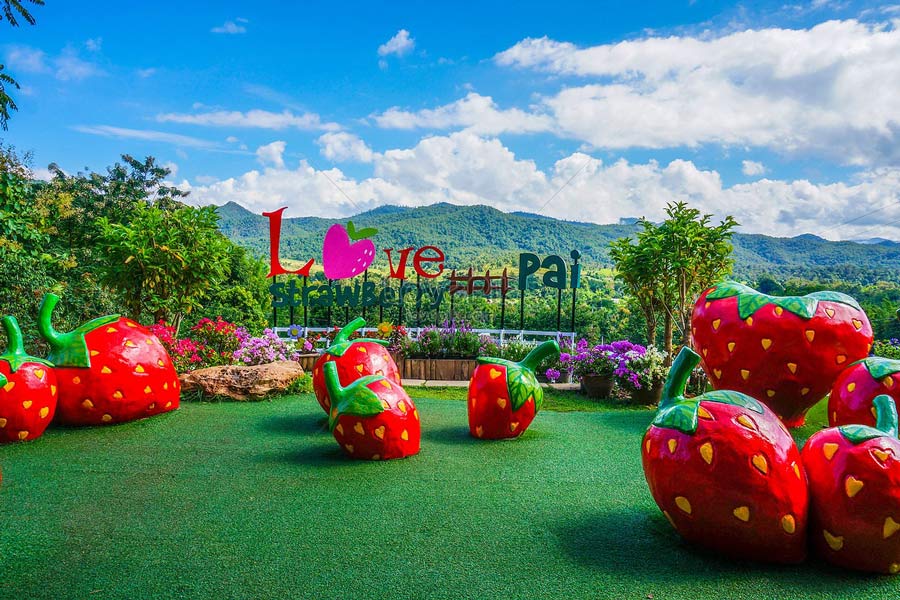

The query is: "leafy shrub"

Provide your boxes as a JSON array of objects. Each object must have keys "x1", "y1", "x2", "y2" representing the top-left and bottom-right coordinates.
[
  {"x1": 233, "y1": 328, "x2": 299, "y2": 365},
  {"x1": 873, "y1": 339, "x2": 900, "y2": 360},
  {"x1": 286, "y1": 373, "x2": 313, "y2": 395}
]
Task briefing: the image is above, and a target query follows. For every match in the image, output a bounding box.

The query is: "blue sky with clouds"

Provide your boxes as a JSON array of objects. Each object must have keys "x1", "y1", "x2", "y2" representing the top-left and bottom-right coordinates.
[{"x1": 3, "y1": 0, "x2": 900, "y2": 239}]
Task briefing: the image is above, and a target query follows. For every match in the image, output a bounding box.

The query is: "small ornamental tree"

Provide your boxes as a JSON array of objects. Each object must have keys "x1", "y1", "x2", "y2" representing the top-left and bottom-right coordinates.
[
  {"x1": 97, "y1": 203, "x2": 231, "y2": 326},
  {"x1": 610, "y1": 201, "x2": 737, "y2": 361}
]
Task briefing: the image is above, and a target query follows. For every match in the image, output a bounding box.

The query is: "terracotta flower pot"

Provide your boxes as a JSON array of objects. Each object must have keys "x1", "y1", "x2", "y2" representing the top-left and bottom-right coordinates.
[
  {"x1": 580, "y1": 374, "x2": 614, "y2": 399},
  {"x1": 630, "y1": 381, "x2": 665, "y2": 406}
]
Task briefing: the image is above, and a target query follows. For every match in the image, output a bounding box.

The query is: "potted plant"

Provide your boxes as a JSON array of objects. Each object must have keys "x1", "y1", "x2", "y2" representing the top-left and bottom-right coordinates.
[
  {"x1": 568, "y1": 340, "x2": 617, "y2": 399},
  {"x1": 616, "y1": 345, "x2": 667, "y2": 405}
]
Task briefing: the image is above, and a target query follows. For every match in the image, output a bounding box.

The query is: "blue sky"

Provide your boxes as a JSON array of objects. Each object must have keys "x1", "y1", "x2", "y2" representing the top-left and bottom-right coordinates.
[{"x1": 3, "y1": 0, "x2": 900, "y2": 239}]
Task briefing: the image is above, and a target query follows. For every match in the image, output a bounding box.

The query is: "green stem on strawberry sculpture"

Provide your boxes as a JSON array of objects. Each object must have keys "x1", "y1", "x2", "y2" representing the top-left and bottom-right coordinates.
[
  {"x1": 477, "y1": 340, "x2": 561, "y2": 413},
  {"x1": 653, "y1": 347, "x2": 764, "y2": 435},
  {"x1": 37, "y1": 293, "x2": 119, "y2": 368},
  {"x1": 518, "y1": 340, "x2": 561, "y2": 372},
  {"x1": 322, "y1": 361, "x2": 387, "y2": 432},
  {"x1": 839, "y1": 395, "x2": 900, "y2": 444},
  {"x1": 326, "y1": 317, "x2": 389, "y2": 357},
  {"x1": 0, "y1": 315, "x2": 53, "y2": 372}
]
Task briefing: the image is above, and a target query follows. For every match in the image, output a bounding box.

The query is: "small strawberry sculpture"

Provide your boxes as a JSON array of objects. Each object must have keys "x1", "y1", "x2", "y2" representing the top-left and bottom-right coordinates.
[
  {"x1": 829, "y1": 357, "x2": 900, "y2": 428},
  {"x1": 642, "y1": 347, "x2": 809, "y2": 563},
  {"x1": 802, "y1": 395, "x2": 900, "y2": 574},
  {"x1": 322, "y1": 361, "x2": 419, "y2": 460},
  {"x1": 312, "y1": 318, "x2": 401, "y2": 414},
  {"x1": 37, "y1": 293, "x2": 180, "y2": 426},
  {"x1": 467, "y1": 340, "x2": 560, "y2": 440},
  {"x1": 692, "y1": 282, "x2": 873, "y2": 427},
  {"x1": 0, "y1": 316, "x2": 58, "y2": 442}
]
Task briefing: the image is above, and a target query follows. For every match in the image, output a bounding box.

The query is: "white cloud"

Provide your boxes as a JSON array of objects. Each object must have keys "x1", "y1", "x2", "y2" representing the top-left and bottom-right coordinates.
[
  {"x1": 137, "y1": 68, "x2": 157, "y2": 78},
  {"x1": 255, "y1": 141, "x2": 286, "y2": 168},
  {"x1": 8, "y1": 44, "x2": 106, "y2": 81},
  {"x1": 73, "y1": 125, "x2": 215, "y2": 148},
  {"x1": 162, "y1": 161, "x2": 178, "y2": 177},
  {"x1": 317, "y1": 132, "x2": 376, "y2": 163},
  {"x1": 741, "y1": 160, "x2": 766, "y2": 176},
  {"x1": 372, "y1": 92, "x2": 554, "y2": 135},
  {"x1": 85, "y1": 38, "x2": 102, "y2": 52},
  {"x1": 378, "y1": 29, "x2": 415, "y2": 58},
  {"x1": 226, "y1": 135, "x2": 239, "y2": 143},
  {"x1": 6, "y1": 45, "x2": 47, "y2": 73},
  {"x1": 54, "y1": 48, "x2": 104, "y2": 81},
  {"x1": 179, "y1": 132, "x2": 900, "y2": 240},
  {"x1": 486, "y1": 20, "x2": 900, "y2": 165},
  {"x1": 156, "y1": 109, "x2": 340, "y2": 131},
  {"x1": 212, "y1": 20, "x2": 247, "y2": 34}
]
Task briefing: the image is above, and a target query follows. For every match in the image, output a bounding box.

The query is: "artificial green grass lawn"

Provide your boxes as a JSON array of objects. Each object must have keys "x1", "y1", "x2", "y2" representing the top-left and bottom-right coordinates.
[{"x1": 1, "y1": 390, "x2": 898, "y2": 599}]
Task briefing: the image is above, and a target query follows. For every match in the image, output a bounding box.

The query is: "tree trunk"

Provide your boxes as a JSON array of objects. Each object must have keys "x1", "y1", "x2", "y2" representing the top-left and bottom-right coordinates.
[{"x1": 664, "y1": 313, "x2": 674, "y2": 366}]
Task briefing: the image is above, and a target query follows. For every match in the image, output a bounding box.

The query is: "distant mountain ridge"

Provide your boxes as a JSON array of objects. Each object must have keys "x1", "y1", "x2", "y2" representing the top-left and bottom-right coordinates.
[{"x1": 215, "y1": 201, "x2": 900, "y2": 284}]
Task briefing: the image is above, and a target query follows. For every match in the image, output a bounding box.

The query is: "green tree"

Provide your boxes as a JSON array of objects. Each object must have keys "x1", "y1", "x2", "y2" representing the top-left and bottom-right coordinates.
[
  {"x1": 610, "y1": 202, "x2": 738, "y2": 360},
  {"x1": 97, "y1": 203, "x2": 231, "y2": 326}
]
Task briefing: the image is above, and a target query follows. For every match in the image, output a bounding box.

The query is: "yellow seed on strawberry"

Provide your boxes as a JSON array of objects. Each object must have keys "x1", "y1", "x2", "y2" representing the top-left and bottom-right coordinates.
[
  {"x1": 733, "y1": 506, "x2": 750, "y2": 522},
  {"x1": 782, "y1": 514, "x2": 796, "y2": 534},
  {"x1": 355, "y1": 364, "x2": 364, "y2": 374},
  {"x1": 852, "y1": 318, "x2": 863, "y2": 330},
  {"x1": 2, "y1": 381, "x2": 14, "y2": 392},
  {"x1": 17, "y1": 430, "x2": 28, "y2": 440},
  {"x1": 401, "y1": 430, "x2": 409, "y2": 441},
  {"x1": 801, "y1": 387, "x2": 810, "y2": 396},
  {"x1": 358, "y1": 346, "x2": 367, "y2": 353},
  {"x1": 699, "y1": 442, "x2": 713, "y2": 465},
  {"x1": 344, "y1": 444, "x2": 354, "y2": 453},
  {"x1": 113, "y1": 390, "x2": 124, "y2": 399},
  {"x1": 50, "y1": 385, "x2": 57, "y2": 395},
  {"x1": 736, "y1": 414, "x2": 756, "y2": 430},
  {"x1": 805, "y1": 329, "x2": 815, "y2": 342},
  {"x1": 787, "y1": 363, "x2": 797, "y2": 374},
  {"x1": 0, "y1": 418, "x2": 7, "y2": 428},
  {"x1": 824, "y1": 307, "x2": 835, "y2": 318},
  {"x1": 844, "y1": 476, "x2": 864, "y2": 498},
  {"x1": 82, "y1": 399, "x2": 94, "y2": 409},
  {"x1": 510, "y1": 422, "x2": 518, "y2": 432},
  {"x1": 101, "y1": 414, "x2": 112, "y2": 422},
  {"x1": 34, "y1": 368, "x2": 45, "y2": 379},
  {"x1": 645, "y1": 439, "x2": 651, "y2": 454},
  {"x1": 823, "y1": 530, "x2": 844, "y2": 551},
  {"x1": 475, "y1": 426, "x2": 483, "y2": 437},
  {"x1": 675, "y1": 496, "x2": 692, "y2": 514},
  {"x1": 374, "y1": 425, "x2": 385, "y2": 439},
  {"x1": 697, "y1": 406, "x2": 713, "y2": 420},
  {"x1": 354, "y1": 422, "x2": 364, "y2": 435},
  {"x1": 164, "y1": 402, "x2": 171, "y2": 408},
  {"x1": 836, "y1": 354, "x2": 847, "y2": 365},
  {"x1": 335, "y1": 424, "x2": 344, "y2": 435},
  {"x1": 873, "y1": 448, "x2": 891, "y2": 464},
  {"x1": 774, "y1": 306, "x2": 783, "y2": 316},
  {"x1": 72, "y1": 376, "x2": 81, "y2": 384},
  {"x1": 745, "y1": 317, "x2": 753, "y2": 326},
  {"x1": 497, "y1": 397, "x2": 507, "y2": 409},
  {"x1": 823, "y1": 443, "x2": 839, "y2": 460},
  {"x1": 489, "y1": 368, "x2": 502, "y2": 379},
  {"x1": 39, "y1": 407, "x2": 49, "y2": 419},
  {"x1": 884, "y1": 517, "x2": 900, "y2": 539},
  {"x1": 106, "y1": 326, "x2": 117, "y2": 333},
  {"x1": 371, "y1": 454, "x2": 380, "y2": 460},
  {"x1": 766, "y1": 390, "x2": 775, "y2": 398},
  {"x1": 740, "y1": 369, "x2": 750, "y2": 380},
  {"x1": 134, "y1": 365, "x2": 145, "y2": 373},
  {"x1": 713, "y1": 369, "x2": 722, "y2": 379},
  {"x1": 761, "y1": 338, "x2": 772, "y2": 350},
  {"x1": 22, "y1": 400, "x2": 32, "y2": 409},
  {"x1": 712, "y1": 319, "x2": 721, "y2": 331},
  {"x1": 667, "y1": 439, "x2": 677, "y2": 453},
  {"x1": 752, "y1": 454, "x2": 768, "y2": 474},
  {"x1": 398, "y1": 401, "x2": 408, "y2": 414},
  {"x1": 884, "y1": 377, "x2": 895, "y2": 389},
  {"x1": 144, "y1": 386, "x2": 152, "y2": 394},
  {"x1": 90, "y1": 350, "x2": 100, "y2": 357},
  {"x1": 792, "y1": 462, "x2": 801, "y2": 479},
  {"x1": 847, "y1": 382, "x2": 856, "y2": 392},
  {"x1": 124, "y1": 340, "x2": 137, "y2": 348},
  {"x1": 379, "y1": 380, "x2": 391, "y2": 389}
]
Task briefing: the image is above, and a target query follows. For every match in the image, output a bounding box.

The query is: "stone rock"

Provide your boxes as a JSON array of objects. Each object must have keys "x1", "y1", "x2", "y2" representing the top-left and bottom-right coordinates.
[{"x1": 178, "y1": 361, "x2": 305, "y2": 401}]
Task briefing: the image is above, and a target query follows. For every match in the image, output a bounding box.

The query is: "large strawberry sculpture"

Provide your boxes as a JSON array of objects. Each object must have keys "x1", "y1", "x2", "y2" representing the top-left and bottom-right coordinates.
[
  {"x1": 322, "y1": 361, "x2": 419, "y2": 460},
  {"x1": 312, "y1": 317, "x2": 401, "y2": 414},
  {"x1": 642, "y1": 347, "x2": 809, "y2": 563},
  {"x1": 802, "y1": 395, "x2": 900, "y2": 574},
  {"x1": 692, "y1": 282, "x2": 873, "y2": 427},
  {"x1": 829, "y1": 357, "x2": 900, "y2": 428},
  {"x1": 467, "y1": 340, "x2": 560, "y2": 440},
  {"x1": 37, "y1": 293, "x2": 180, "y2": 426},
  {"x1": 0, "y1": 315, "x2": 58, "y2": 442}
]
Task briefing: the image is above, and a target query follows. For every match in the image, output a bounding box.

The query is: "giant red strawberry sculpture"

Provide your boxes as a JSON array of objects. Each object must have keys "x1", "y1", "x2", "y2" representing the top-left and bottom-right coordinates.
[
  {"x1": 692, "y1": 282, "x2": 873, "y2": 427},
  {"x1": 37, "y1": 293, "x2": 180, "y2": 426},
  {"x1": 323, "y1": 361, "x2": 419, "y2": 460},
  {"x1": 642, "y1": 347, "x2": 809, "y2": 564},
  {"x1": 312, "y1": 318, "x2": 401, "y2": 414},
  {"x1": 829, "y1": 357, "x2": 900, "y2": 428},
  {"x1": 0, "y1": 315, "x2": 58, "y2": 442},
  {"x1": 802, "y1": 395, "x2": 900, "y2": 574}
]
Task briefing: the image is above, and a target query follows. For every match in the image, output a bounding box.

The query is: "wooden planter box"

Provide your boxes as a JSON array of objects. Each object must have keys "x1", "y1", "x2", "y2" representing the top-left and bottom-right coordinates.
[
  {"x1": 400, "y1": 358, "x2": 477, "y2": 381},
  {"x1": 296, "y1": 354, "x2": 319, "y2": 374}
]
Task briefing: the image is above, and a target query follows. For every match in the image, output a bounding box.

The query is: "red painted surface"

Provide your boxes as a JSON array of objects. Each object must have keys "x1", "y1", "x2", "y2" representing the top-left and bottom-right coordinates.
[
  {"x1": 0, "y1": 360, "x2": 57, "y2": 442},
  {"x1": 313, "y1": 341, "x2": 401, "y2": 414},
  {"x1": 54, "y1": 318, "x2": 180, "y2": 426},
  {"x1": 642, "y1": 400, "x2": 809, "y2": 564},
  {"x1": 692, "y1": 287, "x2": 873, "y2": 427},
  {"x1": 467, "y1": 363, "x2": 536, "y2": 440},
  {"x1": 802, "y1": 416, "x2": 900, "y2": 573},
  {"x1": 829, "y1": 361, "x2": 900, "y2": 428},
  {"x1": 331, "y1": 379, "x2": 420, "y2": 460}
]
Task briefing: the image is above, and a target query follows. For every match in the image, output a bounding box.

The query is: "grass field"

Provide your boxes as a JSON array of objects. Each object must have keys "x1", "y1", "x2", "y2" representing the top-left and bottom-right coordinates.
[{"x1": 1, "y1": 389, "x2": 898, "y2": 599}]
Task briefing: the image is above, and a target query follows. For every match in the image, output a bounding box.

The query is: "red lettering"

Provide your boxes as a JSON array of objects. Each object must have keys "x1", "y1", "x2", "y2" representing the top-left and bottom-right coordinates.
[
  {"x1": 383, "y1": 247, "x2": 415, "y2": 279},
  {"x1": 263, "y1": 207, "x2": 314, "y2": 278},
  {"x1": 413, "y1": 246, "x2": 445, "y2": 279}
]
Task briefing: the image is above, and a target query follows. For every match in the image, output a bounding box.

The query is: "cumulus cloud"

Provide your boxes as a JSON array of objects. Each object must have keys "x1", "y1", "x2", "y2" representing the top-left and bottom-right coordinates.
[
  {"x1": 255, "y1": 141, "x2": 286, "y2": 168},
  {"x1": 378, "y1": 29, "x2": 415, "y2": 57},
  {"x1": 484, "y1": 19, "x2": 900, "y2": 165},
  {"x1": 317, "y1": 132, "x2": 376, "y2": 163},
  {"x1": 372, "y1": 92, "x2": 554, "y2": 135},
  {"x1": 742, "y1": 160, "x2": 766, "y2": 176},
  {"x1": 156, "y1": 109, "x2": 340, "y2": 131},
  {"x1": 179, "y1": 132, "x2": 900, "y2": 240},
  {"x1": 5, "y1": 45, "x2": 103, "y2": 81}
]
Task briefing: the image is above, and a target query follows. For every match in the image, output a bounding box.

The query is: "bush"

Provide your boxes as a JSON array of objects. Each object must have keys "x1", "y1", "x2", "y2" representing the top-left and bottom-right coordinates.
[
  {"x1": 873, "y1": 339, "x2": 900, "y2": 360},
  {"x1": 233, "y1": 328, "x2": 299, "y2": 365}
]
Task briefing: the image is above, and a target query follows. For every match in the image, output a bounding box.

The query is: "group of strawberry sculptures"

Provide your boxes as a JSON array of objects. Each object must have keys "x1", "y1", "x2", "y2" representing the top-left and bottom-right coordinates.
[
  {"x1": 0, "y1": 293, "x2": 180, "y2": 449},
  {"x1": 644, "y1": 282, "x2": 900, "y2": 574},
  {"x1": 310, "y1": 318, "x2": 561, "y2": 460}
]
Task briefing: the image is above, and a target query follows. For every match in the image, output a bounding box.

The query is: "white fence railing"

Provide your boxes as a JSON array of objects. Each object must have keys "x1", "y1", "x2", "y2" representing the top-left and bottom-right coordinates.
[{"x1": 274, "y1": 326, "x2": 575, "y2": 350}]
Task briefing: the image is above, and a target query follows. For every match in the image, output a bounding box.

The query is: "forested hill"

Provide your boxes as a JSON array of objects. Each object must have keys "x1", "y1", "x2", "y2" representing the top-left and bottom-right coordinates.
[{"x1": 216, "y1": 201, "x2": 900, "y2": 284}]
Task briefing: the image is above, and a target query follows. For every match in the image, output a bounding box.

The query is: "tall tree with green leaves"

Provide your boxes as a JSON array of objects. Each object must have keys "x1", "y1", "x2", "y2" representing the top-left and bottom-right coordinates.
[
  {"x1": 610, "y1": 201, "x2": 738, "y2": 361},
  {"x1": 97, "y1": 203, "x2": 232, "y2": 326}
]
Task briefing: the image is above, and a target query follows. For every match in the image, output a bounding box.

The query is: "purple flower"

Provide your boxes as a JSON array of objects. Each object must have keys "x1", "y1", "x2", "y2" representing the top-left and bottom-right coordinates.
[{"x1": 545, "y1": 368, "x2": 561, "y2": 383}]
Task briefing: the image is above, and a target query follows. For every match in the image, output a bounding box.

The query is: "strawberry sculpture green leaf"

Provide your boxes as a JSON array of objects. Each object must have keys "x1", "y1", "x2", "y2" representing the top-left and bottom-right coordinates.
[
  {"x1": 692, "y1": 281, "x2": 873, "y2": 427},
  {"x1": 467, "y1": 340, "x2": 560, "y2": 439},
  {"x1": 642, "y1": 346, "x2": 809, "y2": 564},
  {"x1": 802, "y1": 395, "x2": 900, "y2": 574}
]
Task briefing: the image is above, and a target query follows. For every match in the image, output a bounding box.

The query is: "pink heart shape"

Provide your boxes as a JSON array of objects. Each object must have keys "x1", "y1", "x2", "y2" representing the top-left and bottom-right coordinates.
[{"x1": 322, "y1": 224, "x2": 376, "y2": 279}]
